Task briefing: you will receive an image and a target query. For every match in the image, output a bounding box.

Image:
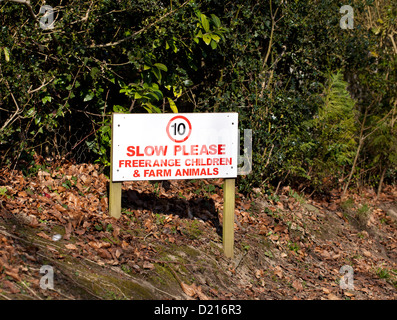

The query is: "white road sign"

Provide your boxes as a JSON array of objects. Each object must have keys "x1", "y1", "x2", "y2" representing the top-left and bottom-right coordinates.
[{"x1": 111, "y1": 113, "x2": 238, "y2": 181}]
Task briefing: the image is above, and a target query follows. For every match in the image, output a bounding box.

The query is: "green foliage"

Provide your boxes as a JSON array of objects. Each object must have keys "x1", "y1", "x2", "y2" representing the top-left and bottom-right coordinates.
[
  {"x1": 0, "y1": 0, "x2": 396, "y2": 194},
  {"x1": 311, "y1": 70, "x2": 358, "y2": 190}
]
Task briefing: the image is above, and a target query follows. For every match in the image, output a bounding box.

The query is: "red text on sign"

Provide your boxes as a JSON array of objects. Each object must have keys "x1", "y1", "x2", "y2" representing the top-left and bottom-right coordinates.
[
  {"x1": 119, "y1": 159, "x2": 181, "y2": 168},
  {"x1": 173, "y1": 144, "x2": 225, "y2": 156},
  {"x1": 144, "y1": 169, "x2": 172, "y2": 177},
  {"x1": 126, "y1": 145, "x2": 168, "y2": 157}
]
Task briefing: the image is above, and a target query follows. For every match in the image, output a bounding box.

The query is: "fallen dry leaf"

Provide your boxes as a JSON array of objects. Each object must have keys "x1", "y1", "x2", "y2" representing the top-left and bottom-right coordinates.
[
  {"x1": 276, "y1": 202, "x2": 284, "y2": 210},
  {"x1": 180, "y1": 282, "x2": 197, "y2": 297},
  {"x1": 344, "y1": 291, "x2": 355, "y2": 297},
  {"x1": 143, "y1": 261, "x2": 155, "y2": 270},
  {"x1": 195, "y1": 285, "x2": 209, "y2": 300},
  {"x1": 180, "y1": 282, "x2": 209, "y2": 300},
  {"x1": 328, "y1": 203, "x2": 338, "y2": 211},
  {"x1": 269, "y1": 233, "x2": 279, "y2": 241},
  {"x1": 3, "y1": 280, "x2": 20, "y2": 293},
  {"x1": 328, "y1": 293, "x2": 341, "y2": 300},
  {"x1": 98, "y1": 248, "x2": 112, "y2": 259},
  {"x1": 322, "y1": 287, "x2": 330, "y2": 294},
  {"x1": 292, "y1": 279, "x2": 303, "y2": 292},
  {"x1": 37, "y1": 232, "x2": 51, "y2": 240},
  {"x1": 65, "y1": 243, "x2": 78, "y2": 250},
  {"x1": 63, "y1": 221, "x2": 73, "y2": 240},
  {"x1": 54, "y1": 203, "x2": 67, "y2": 213},
  {"x1": 5, "y1": 268, "x2": 21, "y2": 281},
  {"x1": 274, "y1": 224, "x2": 286, "y2": 233},
  {"x1": 321, "y1": 250, "x2": 331, "y2": 259},
  {"x1": 363, "y1": 249, "x2": 371, "y2": 258},
  {"x1": 255, "y1": 269, "x2": 264, "y2": 279},
  {"x1": 88, "y1": 241, "x2": 111, "y2": 249},
  {"x1": 335, "y1": 211, "x2": 344, "y2": 219},
  {"x1": 274, "y1": 266, "x2": 283, "y2": 278},
  {"x1": 18, "y1": 191, "x2": 28, "y2": 198}
]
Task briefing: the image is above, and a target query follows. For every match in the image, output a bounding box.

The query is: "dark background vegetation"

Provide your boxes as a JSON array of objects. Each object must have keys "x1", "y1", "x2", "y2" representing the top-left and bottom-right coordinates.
[{"x1": 0, "y1": 0, "x2": 396, "y2": 195}]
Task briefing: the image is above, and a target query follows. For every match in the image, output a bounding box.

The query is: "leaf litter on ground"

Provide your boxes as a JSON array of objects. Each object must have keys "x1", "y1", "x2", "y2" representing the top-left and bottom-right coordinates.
[{"x1": 0, "y1": 162, "x2": 396, "y2": 300}]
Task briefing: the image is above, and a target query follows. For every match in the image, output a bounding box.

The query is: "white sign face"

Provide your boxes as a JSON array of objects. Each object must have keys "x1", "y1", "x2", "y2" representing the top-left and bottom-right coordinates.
[{"x1": 111, "y1": 113, "x2": 238, "y2": 181}]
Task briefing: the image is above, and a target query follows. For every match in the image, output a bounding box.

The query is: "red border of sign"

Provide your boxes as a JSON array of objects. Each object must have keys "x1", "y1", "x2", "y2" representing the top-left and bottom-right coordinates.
[{"x1": 166, "y1": 115, "x2": 192, "y2": 143}]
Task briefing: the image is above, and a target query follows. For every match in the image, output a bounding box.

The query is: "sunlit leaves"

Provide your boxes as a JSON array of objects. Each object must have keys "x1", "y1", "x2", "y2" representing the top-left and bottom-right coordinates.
[
  {"x1": 167, "y1": 97, "x2": 178, "y2": 113},
  {"x1": 3, "y1": 47, "x2": 10, "y2": 62},
  {"x1": 193, "y1": 10, "x2": 226, "y2": 49}
]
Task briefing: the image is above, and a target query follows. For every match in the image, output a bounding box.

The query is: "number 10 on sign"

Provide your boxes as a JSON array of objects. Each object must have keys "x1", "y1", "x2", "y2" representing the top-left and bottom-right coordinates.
[{"x1": 166, "y1": 115, "x2": 192, "y2": 143}]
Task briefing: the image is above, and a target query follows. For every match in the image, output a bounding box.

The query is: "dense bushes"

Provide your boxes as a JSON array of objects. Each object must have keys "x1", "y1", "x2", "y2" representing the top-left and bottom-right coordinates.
[{"x1": 0, "y1": 0, "x2": 396, "y2": 194}]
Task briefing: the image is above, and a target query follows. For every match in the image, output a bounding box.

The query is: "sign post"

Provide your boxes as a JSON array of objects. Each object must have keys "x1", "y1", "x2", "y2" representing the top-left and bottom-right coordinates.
[
  {"x1": 223, "y1": 178, "x2": 235, "y2": 258},
  {"x1": 109, "y1": 113, "x2": 239, "y2": 257},
  {"x1": 109, "y1": 114, "x2": 122, "y2": 219}
]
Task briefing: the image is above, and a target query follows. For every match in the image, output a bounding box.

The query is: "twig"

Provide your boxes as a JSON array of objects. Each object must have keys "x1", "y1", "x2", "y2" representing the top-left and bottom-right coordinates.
[
  {"x1": 165, "y1": 263, "x2": 184, "y2": 287},
  {"x1": 144, "y1": 232, "x2": 153, "y2": 241},
  {"x1": 87, "y1": 0, "x2": 191, "y2": 49},
  {"x1": 27, "y1": 76, "x2": 56, "y2": 94},
  {"x1": 48, "y1": 287, "x2": 74, "y2": 300},
  {"x1": 0, "y1": 74, "x2": 21, "y2": 133},
  {"x1": 69, "y1": 0, "x2": 94, "y2": 25},
  {"x1": 21, "y1": 281, "x2": 42, "y2": 300},
  {"x1": 0, "y1": 292, "x2": 12, "y2": 300}
]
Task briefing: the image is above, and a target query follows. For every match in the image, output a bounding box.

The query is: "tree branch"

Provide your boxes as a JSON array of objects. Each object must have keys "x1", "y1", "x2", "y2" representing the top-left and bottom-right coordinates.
[
  {"x1": 87, "y1": 0, "x2": 191, "y2": 49},
  {"x1": 4, "y1": 0, "x2": 37, "y2": 20},
  {"x1": 27, "y1": 76, "x2": 55, "y2": 94}
]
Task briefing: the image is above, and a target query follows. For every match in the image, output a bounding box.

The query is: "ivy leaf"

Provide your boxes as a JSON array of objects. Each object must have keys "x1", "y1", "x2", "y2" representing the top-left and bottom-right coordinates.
[
  {"x1": 42, "y1": 96, "x2": 52, "y2": 104},
  {"x1": 90, "y1": 67, "x2": 100, "y2": 79},
  {"x1": 83, "y1": 91, "x2": 94, "y2": 102}
]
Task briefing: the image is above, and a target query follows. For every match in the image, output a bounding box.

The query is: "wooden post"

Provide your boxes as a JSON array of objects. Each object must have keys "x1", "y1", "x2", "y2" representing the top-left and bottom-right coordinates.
[
  {"x1": 223, "y1": 178, "x2": 235, "y2": 258},
  {"x1": 109, "y1": 114, "x2": 122, "y2": 219}
]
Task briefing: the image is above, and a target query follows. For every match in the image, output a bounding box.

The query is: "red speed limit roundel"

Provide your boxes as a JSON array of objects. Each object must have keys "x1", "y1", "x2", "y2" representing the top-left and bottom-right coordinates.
[{"x1": 166, "y1": 115, "x2": 192, "y2": 143}]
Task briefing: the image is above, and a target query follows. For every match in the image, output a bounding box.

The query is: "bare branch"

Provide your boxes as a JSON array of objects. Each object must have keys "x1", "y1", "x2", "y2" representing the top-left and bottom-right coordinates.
[
  {"x1": 27, "y1": 76, "x2": 55, "y2": 94},
  {"x1": 4, "y1": 0, "x2": 37, "y2": 20},
  {"x1": 87, "y1": 0, "x2": 191, "y2": 49},
  {"x1": 388, "y1": 33, "x2": 397, "y2": 55}
]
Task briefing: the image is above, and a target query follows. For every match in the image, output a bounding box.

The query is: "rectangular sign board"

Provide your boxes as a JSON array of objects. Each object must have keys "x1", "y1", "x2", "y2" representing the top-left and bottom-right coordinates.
[{"x1": 111, "y1": 113, "x2": 238, "y2": 182}]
